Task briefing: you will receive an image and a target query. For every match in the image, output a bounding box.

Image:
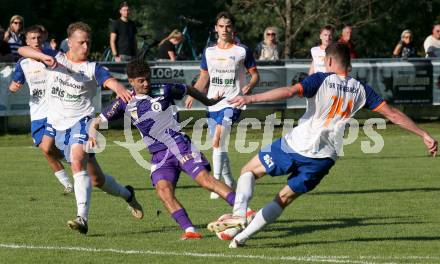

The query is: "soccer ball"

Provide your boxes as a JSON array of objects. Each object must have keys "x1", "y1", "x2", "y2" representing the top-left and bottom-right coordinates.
[
  {"x1": 214, "y1": 214, "x2": 242, "y2": 241},
  {"x1": 216, "y1": 227, "x2": 241, "y2": 241}
]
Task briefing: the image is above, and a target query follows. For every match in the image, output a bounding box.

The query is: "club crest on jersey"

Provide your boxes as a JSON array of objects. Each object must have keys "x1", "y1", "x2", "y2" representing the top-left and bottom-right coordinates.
[
  {"x1": 263, "y1": 154, "x2": 274, "y2": 168},
  {"x1": 151, "y1": 102, "x2": 162, "y2": 112}
]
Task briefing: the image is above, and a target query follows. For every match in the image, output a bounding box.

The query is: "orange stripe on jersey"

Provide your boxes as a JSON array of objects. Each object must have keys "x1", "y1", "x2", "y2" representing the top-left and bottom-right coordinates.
[
  {"x1": 102, "y1": 77, "x2": 116, "y2": 88},
  {"x1": 371, "y1": 101, "x2": 386, "y2": 112},
  {"x1": 247, "y1": 66, "x2": 257, "y2": 73},
  {"x1": 296, "y1": 83, "x2": 304, "y2": 97}
]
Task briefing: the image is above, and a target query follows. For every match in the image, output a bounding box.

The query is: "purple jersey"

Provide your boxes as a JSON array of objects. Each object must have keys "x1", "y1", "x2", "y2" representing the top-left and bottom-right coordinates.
[{"x1": 100, "y1": 83, "x2": 188, "y2": 153}]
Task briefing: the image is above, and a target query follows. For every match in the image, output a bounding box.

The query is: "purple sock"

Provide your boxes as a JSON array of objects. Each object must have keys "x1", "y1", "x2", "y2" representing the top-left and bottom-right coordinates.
[
  {"x1": 171, "y1": 208, "x2": 193, "y2": 231},
  {"x1": 225, "y1": 192, "x2": 236, "y2": 206}
]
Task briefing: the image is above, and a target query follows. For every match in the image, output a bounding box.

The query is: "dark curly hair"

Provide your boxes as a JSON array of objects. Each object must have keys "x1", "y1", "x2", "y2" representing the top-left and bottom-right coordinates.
[{"x1": 126, "y1": 59, "x2": 151, "y2": 79}]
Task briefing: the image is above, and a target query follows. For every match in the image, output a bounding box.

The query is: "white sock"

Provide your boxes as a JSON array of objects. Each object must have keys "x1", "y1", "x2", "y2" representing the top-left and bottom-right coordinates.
[
  {"x1": 212, "y1": 147, "x2": 222, "y2": 181},
  {"x1": 221, "y1": 154, "x2": 235, "y2": 188},
  {"x1": 54, "y1": 170, "x2": 72, "y2": 188},
  {"x1": 99, "y1": 174, "x2": 131, "y2": 200},
  {"x1": 235, "y1": 201, "x2": 283, "y2": 242},
  {"x1": 185, "y1": 226, "x2": 196, "y2": 233},
  {"x1": 233, "y1": 172, "x2": 255, "y2": 218},
  {"x1": 73, "y1": 171, "x2": 92, "y2": 221}
]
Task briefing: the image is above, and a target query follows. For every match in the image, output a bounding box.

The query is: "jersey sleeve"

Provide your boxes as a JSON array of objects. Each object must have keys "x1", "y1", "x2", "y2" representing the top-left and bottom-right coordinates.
[
  {"x1": 12, "y1": 61, "x2": 25, "y2": 83},
  {"x1": 363, "y1": 84, "x2": 385, "y2": 111},
  {"x1": 165, "y1": 83, "x2": 188, "y2": 100},
  {"x1": 94, "y1": 63, "x2": 113, "y2": 87},
  {"x1": 100, "y1": 98, "x2": 127, "y2": 122},
  {"x1": 42, "y1": 48, "x2": 59, "y2": 57},
  {"x1": 299, "y1": 72, "x2": 328, "y2": 98},
  {"x1": 244, "y1": 46, "x2": 257, "y2": 69},
  {"x1": 200, "y1": 48, "x2": 208, "y2": 71}
]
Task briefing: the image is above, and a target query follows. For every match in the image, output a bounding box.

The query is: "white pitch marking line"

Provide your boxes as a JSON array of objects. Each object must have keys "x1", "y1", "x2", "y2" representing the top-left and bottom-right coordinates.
[{"x1": 0, "y1": 243, "x2": 381, "y2": 264}]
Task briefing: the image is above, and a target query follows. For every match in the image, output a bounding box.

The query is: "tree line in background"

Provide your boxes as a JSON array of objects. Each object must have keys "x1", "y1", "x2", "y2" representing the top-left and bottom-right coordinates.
[{"x1": 1, "y1": 0, "x2": 439, "y2": 59}]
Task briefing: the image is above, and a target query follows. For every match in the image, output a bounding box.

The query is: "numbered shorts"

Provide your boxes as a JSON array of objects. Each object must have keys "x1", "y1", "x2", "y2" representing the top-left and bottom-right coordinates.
[
  {"x1": 207, "y1": 107, "x2": 241, "y2": 136},
  {"x1": 258, "y1": 138, "x2": 335, "y2": 193},
  {"x1": 54, "y1": 116, "x2": 91, "y2": 163},
  {"x1": 150, "y1": 139, "x2": 211, "y2": 187},
  {"x1": 31, "y1": 118, "x2": 56, "y2": 146}
]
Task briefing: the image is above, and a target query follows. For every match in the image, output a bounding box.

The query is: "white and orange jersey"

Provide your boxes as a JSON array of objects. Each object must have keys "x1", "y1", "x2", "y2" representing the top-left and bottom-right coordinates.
[
  {"x1": 200, "y1": 43, "x2": 257, "y2": 111},
  {"x1": 284, "y1": 72, "x2": 385, "y2": 160},
  {"x1": 46, "y1": 52, "x2": 113, "y2": 130},
  {"x1": 310, "y1": 46, "x2": 326, "y2": 73}
]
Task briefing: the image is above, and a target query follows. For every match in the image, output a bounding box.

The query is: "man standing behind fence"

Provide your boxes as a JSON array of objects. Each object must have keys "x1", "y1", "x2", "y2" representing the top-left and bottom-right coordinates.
[{"x1": 110, "y1": 1, "x2": 137, "y2": 62}]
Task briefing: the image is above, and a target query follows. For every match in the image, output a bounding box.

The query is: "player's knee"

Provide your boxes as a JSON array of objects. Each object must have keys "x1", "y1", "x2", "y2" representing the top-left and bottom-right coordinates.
[{"x1": 156, "y1": 185, "x2": 173, "y2": 200}]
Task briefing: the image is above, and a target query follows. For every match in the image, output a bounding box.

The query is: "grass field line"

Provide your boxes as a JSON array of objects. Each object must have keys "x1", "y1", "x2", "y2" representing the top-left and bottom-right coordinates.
[
  {"x1": 0, "y1": 243, "x2": 390, "y2": 264},
  {"x1": 1, "y1": 243, "x2": 439, "y2": 264}
]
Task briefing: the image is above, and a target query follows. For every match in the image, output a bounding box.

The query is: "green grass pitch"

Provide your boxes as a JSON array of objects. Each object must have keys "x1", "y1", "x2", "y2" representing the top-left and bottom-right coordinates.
[{"x1": 0, "y1": 123, "x2": 439, "y2": 263}]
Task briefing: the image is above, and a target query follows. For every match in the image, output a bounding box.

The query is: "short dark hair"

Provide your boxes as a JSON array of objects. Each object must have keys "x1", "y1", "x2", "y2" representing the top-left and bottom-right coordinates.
[
  {"x1": 325, "y1": 42, "x2": 351, "y2": 69},
  {"x1": 119, "y1": 1, "x2": 129, "y2": 9},
  {"x1": 67, "y1": 22, "x2": 91, "y2": 38},
  {"x1": 126, "y1": 59, "x2": 151, "y2": 79},
  {"x1": 321, "y1": 24, "x2": 334, "y2": 33},
  {"x1": 25, "y1": 25, "x2": 43, "y2": 36},
  {"x1": 216, "y1": 11, "x2": 235, "y2": 26}
]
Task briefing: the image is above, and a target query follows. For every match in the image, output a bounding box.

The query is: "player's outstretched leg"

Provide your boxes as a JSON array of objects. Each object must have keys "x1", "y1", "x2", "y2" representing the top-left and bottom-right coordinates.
[
  {"x1": 155, "y1": 180, "x2": 202, "y2": 240},
  {"x1": 87, "y1": 156, "x2": 144, "y2": 219},
  {"x1": 207, "y1": 155, "x2": 266, "y2": 233},
  {"x1": 230, "y1": 185, "x2": 300, "y2": 248}
]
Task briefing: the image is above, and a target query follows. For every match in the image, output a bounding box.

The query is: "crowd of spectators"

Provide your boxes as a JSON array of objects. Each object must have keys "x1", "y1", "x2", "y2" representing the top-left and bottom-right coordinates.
[{"x1": 0, "y1": 9, "x2": 439, "y2": 63}]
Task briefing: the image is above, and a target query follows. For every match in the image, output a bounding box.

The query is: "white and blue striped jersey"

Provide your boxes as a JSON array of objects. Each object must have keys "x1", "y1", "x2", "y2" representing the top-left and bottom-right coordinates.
[
  {"x1": 284, "y1": 72, "x2": 385, "y2": 160},
  {"x1": 45, "y1": 52, "x2": 112, "y2": 130},
  {"x1": 12, "y1": 49, "x2": 58, "y2": 121},
  {"x1": 200, "y1": 43, "x2": 257, "y2": 111}
]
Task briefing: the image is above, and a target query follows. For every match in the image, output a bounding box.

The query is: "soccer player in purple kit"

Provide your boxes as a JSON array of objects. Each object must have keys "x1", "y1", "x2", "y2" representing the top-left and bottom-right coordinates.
[{"x1": 88, "y1": 59, "x2": 241, "y2": 240}]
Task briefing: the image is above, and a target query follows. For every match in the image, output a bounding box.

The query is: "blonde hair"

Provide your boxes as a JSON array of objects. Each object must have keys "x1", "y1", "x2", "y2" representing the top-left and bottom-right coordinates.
[
  {"x1": 159, "y1": 29, "x2": 183, "y2": 46},
  {"x1": 400, "y1": 29, "x2": 412, "y2": 41},
  {"x1": 5, "y1": 15, "x2": 24, "y2": 39},
  {"x1": 263, "y1": 26, "x2": 278, "y2": 45}
]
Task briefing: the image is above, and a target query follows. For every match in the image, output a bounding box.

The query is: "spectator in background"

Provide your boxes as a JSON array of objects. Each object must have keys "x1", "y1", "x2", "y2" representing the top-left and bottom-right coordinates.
[
  {"x1": 50, "y1": 38, "x2": 57, "y2": 50},
  {"x1": 59, "y1": 38, "x2": 69, "y2": 53},
  {"x1": 337, "y1": 23, "x2": 357, "y2": 58},
  {"x1": 36, "y1": 25, "x2": 53, "y2": 50},
  {"x1": 309, "y1": 25, "x2": 334, "y2": 74},
  {"x1": 424, "y1": 23, "x2": 440, "y2": 58},
  {"x1": 110, "y1": 1, "x2": 137, "y2": 62},
  {"x1": 157, "y1": 29, "x2": 183, "y2": 61},
  {"x1": 392, "y1": 29, "x2": 417, "y2": 58},
  {"x1": 254, "y1": 26, "x2": 282, "y2": 60},
  {"x1": 3, "y1": 15, "x2": 24, "y2": 61},
  {"x1": 0, "y1": 26, "x2": 13, "y2": 62}
]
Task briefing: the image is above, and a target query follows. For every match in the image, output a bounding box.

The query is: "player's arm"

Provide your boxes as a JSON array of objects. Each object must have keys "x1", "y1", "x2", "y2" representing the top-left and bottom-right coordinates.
[
  {"x1": 88, "y1": 98, "x2": 126, "y2": 148},
  {"x1": 242, "y1": 68, "x2": 259, "y2": 95},
  {"x1": 376, "y1": 103, "x2": 438, "y2": 156},
  {"x1": 18, "y1": 46, "x2": 57, "y2": 68},
  {"x1": 9, "y1": 61, "x2": 25, "y2": 92},
  {"x1": 95, "y1": 63, "x2": 132, "y2": 102},
  {"x1": 186, "y1": 86, "x2": 222, "y2": 106},
  {"x1": 185, "y1": 70, "x2": 210, "y2": 108},
  {"x1": 9, "y1": 81, "x2": 22, "y2": 93},
  {"x1": 103, "y1": 78, "x2": 132, "y2": 102},
  {"x1": 230, "y1": 84, "x2": 301, "y2": 108},
  {"x1": 242, "y1": 48, "x2": 259, "y2": 95}
]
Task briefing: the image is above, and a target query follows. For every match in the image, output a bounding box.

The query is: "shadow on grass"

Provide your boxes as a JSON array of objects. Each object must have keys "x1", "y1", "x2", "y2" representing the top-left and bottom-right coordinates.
[{"x1": 245, "y1": 215, "x2": 434, "y2": 248}]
